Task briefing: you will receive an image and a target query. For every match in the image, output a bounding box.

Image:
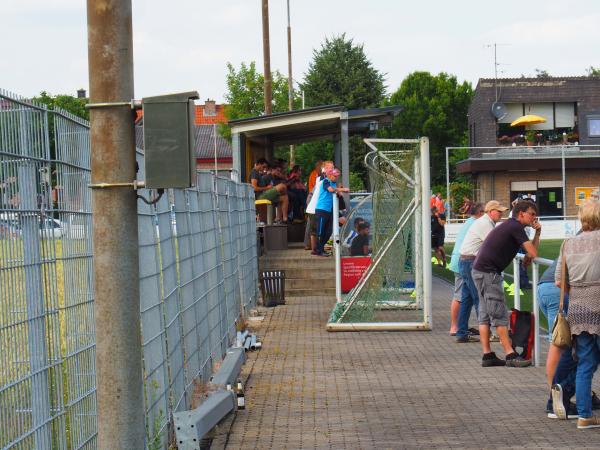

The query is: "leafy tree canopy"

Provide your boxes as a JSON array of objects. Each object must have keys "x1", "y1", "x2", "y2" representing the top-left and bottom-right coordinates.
[
  {"x1": 221, "y1": 61, "x2": 301, "y2": 139},
  {"x1": 302, "y1": 34, "x2": 385, "y2": 109},
  {"x1": 535, "y1": 68, "x2": 551, "y2": 78},
  {"x1": 34, "y1": 91, "x2": 89, "y2": 120},
  {"x1": 586, "y1": 66, "x2": 600, "y2": 78},
  {"x1": 383, "y1": 71, "x2": 473, "y2": 186},
  {"x1": 299, "y1": 34, "x2": 386, "y2": 188}
]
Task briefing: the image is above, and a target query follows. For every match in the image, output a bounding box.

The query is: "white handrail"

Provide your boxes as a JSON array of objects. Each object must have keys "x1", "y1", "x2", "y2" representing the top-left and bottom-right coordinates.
[{"x1": 509, "y1": 254, "x2": 554, "y2": 367}]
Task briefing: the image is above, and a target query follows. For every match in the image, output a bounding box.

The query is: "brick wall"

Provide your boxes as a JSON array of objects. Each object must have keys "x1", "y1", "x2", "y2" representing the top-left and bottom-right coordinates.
[
  {"x1": 474, "y1": 169, "x2": 600, "y2": 216},
  {"x1": 468, "y1": 77, "x2": 600, "y2": 153}
]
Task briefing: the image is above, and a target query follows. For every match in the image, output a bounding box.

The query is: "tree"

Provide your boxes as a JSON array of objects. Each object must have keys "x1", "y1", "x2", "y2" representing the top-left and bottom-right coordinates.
[
  {"x1": 34, "y1": 91, "x2": 89, "y2": 120},
  {"x1": 535, "y1": 68, "x2": 551, "y2": 79},
  {"x1": 384, "y1": 71, "x2": 473, "y2": 187},
  {"x1": 300, "y1": 34, "x2": 386, "y2": 186},
  {"x1": 220, "y1": 61, "x2": 301, "y2": 139},
  {"x1": 586, "y1": 66, "x2": 600, "y2": 78},
  {"x1": 302, "y1": 34, "x2": 385, "y2": 109}
]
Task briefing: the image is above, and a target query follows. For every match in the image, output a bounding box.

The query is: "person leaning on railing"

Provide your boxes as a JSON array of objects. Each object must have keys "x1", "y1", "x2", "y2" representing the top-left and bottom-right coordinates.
[{"x1": 554, "y1": 198, "x2": 600, "y2": 429}]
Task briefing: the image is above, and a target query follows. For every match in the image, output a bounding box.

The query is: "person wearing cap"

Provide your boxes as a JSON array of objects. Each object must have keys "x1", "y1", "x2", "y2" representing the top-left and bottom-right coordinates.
[
  {"x1": 455, "y1": 200, "x2": 508, "y2": 344},
  {"x1": 472, "y1": 200, "x2": 541, "y2": 368},
  {"x1": 448, "y1": 202, "x2": 484, "y2": 335},
  {"x1": 313, "y1": 167, "x2": 349, "y2": 256}
]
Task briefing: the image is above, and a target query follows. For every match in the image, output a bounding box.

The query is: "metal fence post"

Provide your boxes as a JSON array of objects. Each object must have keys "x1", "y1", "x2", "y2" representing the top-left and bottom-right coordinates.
[
  {"x1": 86, "y1": 1, "x2": 144, "y2": 448},
  {"x1": 333, "y1": 193, "x2": 342, "y2": 303},
  {"x1": 532, "y1": 261, "x2": 540, "y2": 367},
  {"x1": 420, "y1": 137, "x2": 432, "y2": 328},
  {"x1": 513, "y1": 258, "x2": 521, "y2": 310},
  {"x1": 18, "y1": 161, "x2": 52, "y2": 449}
]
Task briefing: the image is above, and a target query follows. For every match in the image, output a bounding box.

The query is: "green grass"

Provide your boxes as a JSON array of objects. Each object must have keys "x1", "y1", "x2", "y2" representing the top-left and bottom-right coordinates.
[{"x1": 433, "y1": 239, "x2": 564, "y2": 330}]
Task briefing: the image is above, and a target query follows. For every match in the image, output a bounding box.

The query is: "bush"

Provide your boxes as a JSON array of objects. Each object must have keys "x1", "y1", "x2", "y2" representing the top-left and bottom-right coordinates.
[{"x1": 349, "y1": 171, "x2": 366, "y2": 192}]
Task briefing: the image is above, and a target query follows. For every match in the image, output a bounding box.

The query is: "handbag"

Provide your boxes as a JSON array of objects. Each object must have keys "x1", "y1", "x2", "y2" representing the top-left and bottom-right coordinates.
[{"x1": 551, "y1": 241, "x2": 571, "y2": 349}]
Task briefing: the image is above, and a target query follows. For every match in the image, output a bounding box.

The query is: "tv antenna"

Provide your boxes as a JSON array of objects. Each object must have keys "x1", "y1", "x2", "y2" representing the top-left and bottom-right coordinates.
[{"x1": 485, "y1": 43, "x2": 510, "y2": 102}]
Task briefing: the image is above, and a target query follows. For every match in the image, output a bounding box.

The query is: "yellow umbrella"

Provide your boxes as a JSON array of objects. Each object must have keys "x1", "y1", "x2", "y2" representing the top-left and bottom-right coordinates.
[{"x1": 510, "y1": 114, "x2": 547, "y2": 127}]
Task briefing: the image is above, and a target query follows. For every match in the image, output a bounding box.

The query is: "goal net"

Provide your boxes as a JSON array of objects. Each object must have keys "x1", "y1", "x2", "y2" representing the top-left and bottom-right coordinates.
[{"x1": 327, "y1": 138, "x2": 432, "y2": 331}]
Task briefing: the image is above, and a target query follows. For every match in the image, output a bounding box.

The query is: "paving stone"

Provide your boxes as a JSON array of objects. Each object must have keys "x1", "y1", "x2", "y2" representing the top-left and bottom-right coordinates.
[{"x1": 216, "y1": 277, "x2": 600, "y2": 449}]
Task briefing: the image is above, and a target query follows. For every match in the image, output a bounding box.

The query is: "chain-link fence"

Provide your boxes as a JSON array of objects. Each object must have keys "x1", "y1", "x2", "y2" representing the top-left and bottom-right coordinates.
[{"x1": 0, "y1": 89, "x2": 258, "y2": 449}]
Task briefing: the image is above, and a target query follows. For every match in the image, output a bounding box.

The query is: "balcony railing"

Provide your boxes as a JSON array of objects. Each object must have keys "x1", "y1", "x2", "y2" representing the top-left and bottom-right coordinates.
[{"x1": 448, "y1": 144, "x2": 600, "y2": 160}]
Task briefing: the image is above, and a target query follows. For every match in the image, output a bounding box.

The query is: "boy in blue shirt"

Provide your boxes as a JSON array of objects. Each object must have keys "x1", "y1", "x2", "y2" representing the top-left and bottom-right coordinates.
[{"x1": 313, "y1": 168, "x2": 349, "y2": 256}]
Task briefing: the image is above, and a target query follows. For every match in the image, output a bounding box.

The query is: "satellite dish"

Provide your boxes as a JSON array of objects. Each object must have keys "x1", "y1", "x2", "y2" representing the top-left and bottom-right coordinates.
[{"x1": 491, "y1": 102, "x2": 507, "y2": 120}]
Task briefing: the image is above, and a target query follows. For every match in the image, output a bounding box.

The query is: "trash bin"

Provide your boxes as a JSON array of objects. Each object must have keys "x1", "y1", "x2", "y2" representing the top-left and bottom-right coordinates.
[
  {"x1": 260, "y1": 270, "x2": 285, "y2": 307},
  {"x1": 263, "y1": 224, "x2": 288, "y2": 252}
]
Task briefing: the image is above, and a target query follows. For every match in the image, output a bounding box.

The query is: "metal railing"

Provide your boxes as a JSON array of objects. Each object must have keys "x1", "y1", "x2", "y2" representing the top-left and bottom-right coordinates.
[
  {"x1": 444, "y1": 144, "x2": 600, "y2": 220},
  {"x1": 509, "y1": 254, "x2": 554, "y2": 368},
  {"x1": 0, "y1": 89, "x2": 258, "y2": 450}
]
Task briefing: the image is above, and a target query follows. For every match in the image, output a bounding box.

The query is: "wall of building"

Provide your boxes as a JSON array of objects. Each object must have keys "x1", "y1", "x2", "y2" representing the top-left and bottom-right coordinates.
[
  {"x1": 468, "y1": 77, "x2": 600, "y2": 153},
  {"x1": 474, "y1": 169, "x2": 600, "y2": 216}
]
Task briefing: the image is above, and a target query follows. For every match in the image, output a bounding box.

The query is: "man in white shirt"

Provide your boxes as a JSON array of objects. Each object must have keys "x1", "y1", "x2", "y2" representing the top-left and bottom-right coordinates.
[{"x1": 455, "y1": 200, "x2": 508, "y2": 343}]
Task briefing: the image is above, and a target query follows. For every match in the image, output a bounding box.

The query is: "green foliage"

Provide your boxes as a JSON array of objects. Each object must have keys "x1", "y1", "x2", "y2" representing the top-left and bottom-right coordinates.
[
  {"x1": 220, "y1": 61, "x2": 302, "y2": 140},
  {"x1": 31, "y1": 92, "x2": 89, "y2": 169},
  {"x1": 586, "y1": 66, "x2": 600, "y2": 78},
  {"x1": 146, "y1": 379, "x2": 165, "y2": 450},
  {"x1": 34, "y1": 91, "x2": 89, "y2": 120},
  {"x1": 300, "y1": 34, "x2": 385, "y2": 188},
  {"x1": 349, "y1": 171, "x2": 365, "y2": 192},
  {"x1": 431, "y1": 180, "x2": 473, "y2": 213},
  {"x1": 302, "y1": 34, "x2": 385, "y2": 109},
  {"x1": 383, "y1": 71, "x2": 473, "y2": 186},
  {"x1": 274, "y1": 141, "x2": 334, "y2": 180},
  {"x1": 535, "y1": 68, "x2": 551, "y2": 79}
]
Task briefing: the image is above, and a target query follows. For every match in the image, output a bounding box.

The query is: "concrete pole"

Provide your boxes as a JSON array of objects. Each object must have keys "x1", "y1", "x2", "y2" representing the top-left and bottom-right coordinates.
[
  {"x1": 286, "y1": 0, "x2": 295, "y2": 165},
  {"x1": 86, "y1": 2, "x2": 144, "y2": 449},
  {"x1": 261, "y1": 0, "x2": 272, "y2": 115}
]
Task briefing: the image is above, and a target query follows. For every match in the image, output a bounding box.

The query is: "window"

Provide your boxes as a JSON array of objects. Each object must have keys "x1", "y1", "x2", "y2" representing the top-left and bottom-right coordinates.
[{"x1": 588, "y1": 116, "x2": 600, "y2": 137}]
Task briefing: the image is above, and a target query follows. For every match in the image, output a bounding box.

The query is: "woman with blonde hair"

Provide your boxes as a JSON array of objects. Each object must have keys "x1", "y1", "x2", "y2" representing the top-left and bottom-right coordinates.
[{"x1": 555, "y1": 199, "x2": 600, "y2": 429}]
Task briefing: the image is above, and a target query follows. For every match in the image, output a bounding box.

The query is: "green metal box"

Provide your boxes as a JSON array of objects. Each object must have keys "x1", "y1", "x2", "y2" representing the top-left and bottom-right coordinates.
[{"x1": 142, "y1": 91, "x2": 199, "y2": 188}]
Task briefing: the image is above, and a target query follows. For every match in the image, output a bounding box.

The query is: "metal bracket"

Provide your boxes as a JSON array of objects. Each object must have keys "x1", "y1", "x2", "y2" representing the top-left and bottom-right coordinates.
[
  {"x1": 172, "y1": 390, "x2": 236, "y2": 450},
  {"x1": 173, "y1": 347, "x2": 246, "y2": 449},
  {"x1": 209, "y1": 347, "x2": 246, "y2": 388},
  {"x1": 85, "y1": 99, "x2": 142, "y2": 110},
  {"x1": 88, "y1": 180, "x2": 145, "y2": 190}
]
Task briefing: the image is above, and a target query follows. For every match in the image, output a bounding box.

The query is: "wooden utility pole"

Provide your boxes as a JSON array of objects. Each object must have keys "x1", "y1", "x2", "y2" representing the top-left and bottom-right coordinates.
[
  {"x1": 287, "y1": 0, "x2": 295, "y2": 165},
  {"x1": 261, "y1": 0, "x2": 272, "y2": 114}
]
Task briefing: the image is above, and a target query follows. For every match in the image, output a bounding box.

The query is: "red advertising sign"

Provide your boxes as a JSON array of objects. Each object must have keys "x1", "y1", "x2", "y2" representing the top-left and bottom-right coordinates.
[{"x1": 341, "y1": 256, "x2": 371, "y2": 293}]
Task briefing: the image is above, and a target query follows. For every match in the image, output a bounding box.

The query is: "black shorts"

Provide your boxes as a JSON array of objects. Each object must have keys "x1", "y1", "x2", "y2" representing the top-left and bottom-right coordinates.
[{"x1": 431, "y1": 234, "x2": 444, "y2": 248}]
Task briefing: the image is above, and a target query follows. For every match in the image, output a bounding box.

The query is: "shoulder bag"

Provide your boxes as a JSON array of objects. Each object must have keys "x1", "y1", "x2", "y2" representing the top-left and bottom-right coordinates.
[{"x1": 551, "y1": 240, "x2": 571, "y2": 349}]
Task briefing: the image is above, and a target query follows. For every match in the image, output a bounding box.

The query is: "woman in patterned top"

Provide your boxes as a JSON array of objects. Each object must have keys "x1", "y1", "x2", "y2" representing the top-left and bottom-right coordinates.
[{"x1": 555, "y1": 199, "x2": 600, "y2": 429}]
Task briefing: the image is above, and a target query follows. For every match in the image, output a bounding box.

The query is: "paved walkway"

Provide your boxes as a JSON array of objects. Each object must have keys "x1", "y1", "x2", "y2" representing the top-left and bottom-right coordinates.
[{"x1": 218, "y1": 277, "x2": 600, "y2": 449}]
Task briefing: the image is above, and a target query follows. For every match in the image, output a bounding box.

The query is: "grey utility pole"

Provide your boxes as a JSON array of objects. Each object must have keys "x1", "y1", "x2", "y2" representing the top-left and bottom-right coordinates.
[
  {"x1": 86, "y1": 1, "x2": 144, "y2": 449},
  {"x1": 286, "y1": 0, "x2": 295, "y2": 165},
  {"x1": 262, "y1": 0, "x2": 272, "y2": 114}
]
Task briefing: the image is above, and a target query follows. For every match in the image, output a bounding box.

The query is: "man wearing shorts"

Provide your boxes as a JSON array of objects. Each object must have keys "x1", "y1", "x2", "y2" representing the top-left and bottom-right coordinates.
[
  {"x1": 472, "y1": 200, "x2": 541, "y2": 367},
  {"x1": 455, "y1": 201, "x2": 506, "y2": 343},
  {"x1": 250, "y1": 158, "x2": 289, "y2": 223}
]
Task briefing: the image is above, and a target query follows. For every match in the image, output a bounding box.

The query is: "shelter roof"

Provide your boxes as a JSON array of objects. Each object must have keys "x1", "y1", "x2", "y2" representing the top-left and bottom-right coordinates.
[{"x1": 229, "y1": 105, "x2": 401, "y2": 146}]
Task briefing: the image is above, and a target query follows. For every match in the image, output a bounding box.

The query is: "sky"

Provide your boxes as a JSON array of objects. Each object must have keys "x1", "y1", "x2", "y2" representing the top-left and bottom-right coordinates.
[{"x1": 2, "y1": 0, "x2": 600, "y2": 103}]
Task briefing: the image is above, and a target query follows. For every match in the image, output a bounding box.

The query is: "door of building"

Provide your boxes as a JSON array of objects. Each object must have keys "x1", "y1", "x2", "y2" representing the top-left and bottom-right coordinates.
[
  {"x1": 510, "y1": 189, "x2": 563, "y2": 217},
  {"x1": 536, "y1": 188, "x2": 563, "y2": 217}
]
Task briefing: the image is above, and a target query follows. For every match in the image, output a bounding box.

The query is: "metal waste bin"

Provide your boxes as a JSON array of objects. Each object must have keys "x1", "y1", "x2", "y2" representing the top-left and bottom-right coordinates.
[{"x1": 260, "y1": 270, "x2": 286, "y2": 306}]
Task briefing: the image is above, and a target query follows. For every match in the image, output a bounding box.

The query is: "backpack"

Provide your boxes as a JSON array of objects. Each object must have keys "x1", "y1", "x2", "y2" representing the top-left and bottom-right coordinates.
[{"x1": 509, "y1": 308, "x2": 535, "y2": 360}]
